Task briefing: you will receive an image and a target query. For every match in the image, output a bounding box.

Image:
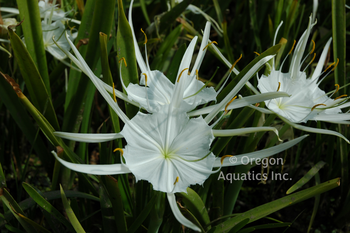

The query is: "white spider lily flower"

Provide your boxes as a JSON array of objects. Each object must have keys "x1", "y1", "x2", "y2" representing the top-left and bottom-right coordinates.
[
  {"x1": 256, "y1": 15, "x2": 350, "y2": 143},
  {"x1": 0, "y1": 0, "x2": 80, "y2": 25},
  {"x1": 0, "y1": 18, "x2": 17, "y2": 36},
  {"x1": 41, "y1": 20, "x2": 75, "y2": 60},
  {"x1": 53, "y1": 14, "x2": 308, "y2": 231},
  {"x1": 127, "y1": 0, "x2": 217, "y2": 113}
]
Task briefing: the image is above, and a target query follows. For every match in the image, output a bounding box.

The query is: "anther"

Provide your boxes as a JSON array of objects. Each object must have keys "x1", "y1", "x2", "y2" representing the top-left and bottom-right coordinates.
[
  {"x1": 174, "y1": 176, "x2": 179, "y2": 185},
  {"x1": 288, "y1": 40, "x2": 296, "y2": 54},
  {"x1": 113, "y1": 148, "x2": 124, "y2": 156},
  {"x1": 309, "y1": 53, "x2": 316, "y2": 65},
  {"x1": 118, "y1": 57, "x2": 127, "y2": 67},
  {"x1": 255, "y1": 103, "x2": 260, "y2": 107},
  {"x1": 254, "y1": 51, "x2": 260, "y2": 56},
  {"x1": 195, "y1": 69, "x2": 199, "y2": 80},
  {"x1": 142, "y1": 73, "x2": 148, "y2": 86},
  {"x1": 335, "y1": 94, "x2": 347, "y2": 100},
  {"x1": 140, "y1": 28, "x2": 147, "y2": 44},
  {"x1": 310, "y1": 40, "x2": 315, "y2": 54},
  {"x1": 324, "y1": 61, "x2": 336, "y2": 73},
  {"x1": 230, "y1": 54, "x2": 243, "y2": 73},
  {"x1": 277, "y1": 82, "x2": 281, "y2": 92},
  {"x1": 334, "y1": 84, "x2": 340, "y2": 95},
  {"x1": 225, "y1": 96, "x2": 237, "y2": 113},
  {"x1": 311, "y1": 104, "x2": 326, "y2": 111},
  {"x1": 203, "y1": 41, "x2": 218, "y2": 51},
  {"x1": 221, "y1": 155, "x2": 233, "y2": 164},
  {"x1": 112, "y1": 83, "x2": 117, "y2": 102},
  {"x1": 177, "y1": 68, "x2": 189, "y2": 83},
  {"x1": 332, "y1": 58, "x2": 339, "y2": 71}
]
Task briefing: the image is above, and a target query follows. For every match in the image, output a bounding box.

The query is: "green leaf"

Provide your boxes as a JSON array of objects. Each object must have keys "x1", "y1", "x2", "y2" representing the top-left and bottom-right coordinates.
[
  {"x1": 140, "y1": 0, "x2": 151, "y2": 26},
  {"x1": 178, "y1": 188, "x2": 211, "y2": 230},
  {"x1": 286, "y1": 161, "x2": 326, "y2": 194},
  {"x1": 167, "y1": 43, "x2": 186, "y2": 83},
  {"x1": 0, "y1": 188, "x2": 37, "y2": 233},
  {"x1": 0, "y1": 72, "x2": 51, "y2": 167},
  {"x1": 228, "y1": 218, "x2": 249, "y2": 233},
  {"x1": 117, "y1": 0, "x2": 139, "y2": 117},
  {"x1": 210, "y1": 178, "x2": 340, "y2": 232},
  {"x1": 159, "y1": 0, "x2": 193, "y2": 33},
  {"x1": 100, "y1": 176, "x2": 127, "y2": 233},
  {"x1": 60, "y1": 185, "x2": 86, "y2": 233},
  {"x1": 127, "y1": 193, "x2": 158, "y2": 233},
  {"x1": 22, "y1": 182, "x2": 75, "y2": 232},
  {"x1": 16, "y1": 0, "x2": 50, "y2": 96},
  {"x1": 8, "y1": 28, "x2": 59, "y2": 130}
]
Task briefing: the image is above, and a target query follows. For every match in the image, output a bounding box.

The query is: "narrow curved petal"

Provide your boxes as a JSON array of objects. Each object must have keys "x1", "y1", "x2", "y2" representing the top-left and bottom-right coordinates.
[
  {"x1": 280, "y1": 115, "x2": 350, "y2": 143},
  {"x1": 213, "y1": 127, "x2": 281, "y2": 141},
  {"x1": 51, "y1": 151, "x2": 131, "y2": 175},
  {"x1": 0, "y1": 7, "x2": 20, "y2": 14},
  {"x1": 128, "y1": 0, "x2": 148, "y2": 73},
  {"x1": 64, "y1": 33, "x2": 129, "y2": 123},
  {"x1": 54, "y1": 132, "x2": 123, "y2": 142},
  {"x1": 311, "y1": 37, "x2": 332, "y2": 81},
  {"x1": 204, "y1": 55, "x2": 275, "y2": 123},
  {"x1": 188, "y1": 92, "x2": 289, "y2": 116},
  {"x1": 248, "y1": 104, "x2": 275, "y2": 114},
  {"x1": 215, "y1": 135, "x2": 308, "y2": 167},
  {"x1": 167, "y1": 193, "x2": 201, "y2": 232}
]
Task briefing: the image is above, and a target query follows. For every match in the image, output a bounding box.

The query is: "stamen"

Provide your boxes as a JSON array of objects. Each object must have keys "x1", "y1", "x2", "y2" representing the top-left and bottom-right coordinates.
[
  {"x1": 308, "y1": 53, "x2": 316, "y2": 65},
  {"x1": 311, "y1": 103, "x2": 326, "y2": 111},
  {"x1": 203, "y1": 41, "x2": 218, "y2": 51},
  {"x1": 255, "y1": 103, "x2": 260, "y2": 107},
  {"x1": 335, "y1": 94, "x2": 347, "y2": 100},
  {"x1": 229, "y1": 54, "x2": 243, "y2": 73},
  {"x1": 177, "y1": 68, "x2": 189, "y2": 82},
  {"x1": 254, "y1": 51, "x2": 260, "y2": 56},
  {"x1": 143, "y1": 73, "x2": 148, "y2": 86},
  {"x1": 334, "y1": 84, "x2": 340, "y2": 94},
  {"x1": 173, "y1": 176, "x2": 179, "y2": 185},
  {"x1": 112, "y1": 83, "x2": 117, "y2": 102},
  {"x1": 225, "y1": 96, "x2": 237, "y2": 113},
  {"x1": 118, "y1": 57, "x2": 127, "y2": 67},
  {"x1": 195, "y1": 69, "x2": 199, "y2": 80},
  {"x1": 140, "y1": 28, "x2": 147, "y2": 44},
  {"x1": 310, "y1": 40, "x2": 315, "y2": 54},
  {"x1": 277, "y1": 82, "x2": 281, "y2": 92},
  {"x1": 324, "y1": 61, "x2": 336, "y2": 73},
  {"x1": 113, "y1": 148, "x2": 124, "y2": 156},
  {"x1": 221, "y1": 155, "x2": 233, "y2": 164},
  {"x1": 332, "y1": 58, "x2": 339, "y2": 71},
  {"x1": 288, "y1": 40, "x2": 296, "y2": 54}
]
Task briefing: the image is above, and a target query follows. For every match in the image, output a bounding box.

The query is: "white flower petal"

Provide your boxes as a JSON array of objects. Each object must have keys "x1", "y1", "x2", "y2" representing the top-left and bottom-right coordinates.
[
  {"x1": 311, "y1": 37, "x2": 332, "y2": 81},
  {"x1": 280, "y1": 115, "x2": 350, "y2": 143},
  {"x1": 213, "y1": 127, "x2": 281, "y2": 141},
  {"x1": 51, "y1": 151, "x2": 131, "y2": 175},
  {"x1": 54, "y1": 132, "x2": 123, "y2": 142},
  {"x1": 188, "y1": 92, "x2": 289, "y2": 116},
  {"x1": 167, "y1": 193, "x2": 201, "y2": 232},
  {"x1": 204, "y1": 55, "x2": 275, "y2": 123},
  {"x1": 215, "y1": 135, "x2": 308, "y2": 167}
]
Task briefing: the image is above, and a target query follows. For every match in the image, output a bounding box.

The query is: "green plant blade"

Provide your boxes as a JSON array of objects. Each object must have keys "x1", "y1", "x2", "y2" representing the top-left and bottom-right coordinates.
[
  {"x1": 286, "y1": 161, "x2": 326, "y2": 194},
  {"x1": 178, "y1": 187, "x2": 211, "y2": 231},
  {"x1": 159, "y1": 0, "x2": 193, "y2": 33},
  {"x1": 60, "y1": 185, "x2": 86, "y2": 233},
  {"x1": 22, "y1": 182, "x2": 75, "y2": 232},
  {"x1": 16, "y1": 0, "x2": 50, "y2": 95},
  {"x1": 8, "y1": 28, "x2": 59, "y2": 130},
  {"x1": 210, "y1": 178, "x2": 340, "y2": 232},
  {"x1": 0, "y1": 188, "x2": 37, "y2": 233}
]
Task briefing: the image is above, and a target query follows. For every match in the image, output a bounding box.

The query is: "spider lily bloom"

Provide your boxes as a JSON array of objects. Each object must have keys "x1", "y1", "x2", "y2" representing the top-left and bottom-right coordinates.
[
  {"x1": 0, "y1": 0, "x2": 80, "y2": 25},
  {"x1": 256, "y1": 16, "x2": 350, "y2": 143},
  {"x1": 41, "y1": 19, "x2": 76, "y2": 60},
  {"x1": 53, "y1": 31, "x2": 307, "y2": 231},
  {"x1": 127, "y1": 0, "x2": 217, "y2": 113}
]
